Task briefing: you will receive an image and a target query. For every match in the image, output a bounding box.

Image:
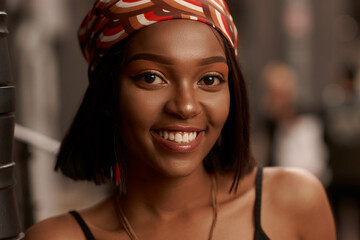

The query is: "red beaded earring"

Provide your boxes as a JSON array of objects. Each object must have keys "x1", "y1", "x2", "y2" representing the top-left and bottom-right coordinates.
[{"x1": 114, "y1": 162, "x2": 121, "y2": 185}]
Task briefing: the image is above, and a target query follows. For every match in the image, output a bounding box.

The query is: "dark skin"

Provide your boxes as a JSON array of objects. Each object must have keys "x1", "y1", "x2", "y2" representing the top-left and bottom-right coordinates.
[{"x1": 25, "y1": 20, "x2": 336, "y2": 240}]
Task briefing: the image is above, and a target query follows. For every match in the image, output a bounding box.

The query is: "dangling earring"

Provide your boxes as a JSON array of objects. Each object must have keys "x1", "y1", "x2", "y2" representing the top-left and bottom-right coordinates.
[
  {"x1": 113, "y1": 132, "x2": 127, "y2": 194},
  {"x1": 114, "y1": 162, "x2": 121, "y2": 185},
  {"x1": 110, "y1": 163, "x2": 121, "y2": 185},
  {"x1": 113, "y1": 132, "x2": 122, "y2": 185}
]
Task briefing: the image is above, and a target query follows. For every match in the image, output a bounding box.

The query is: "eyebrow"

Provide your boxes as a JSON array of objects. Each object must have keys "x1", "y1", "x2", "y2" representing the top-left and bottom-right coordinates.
[
  {"x1": 126, "y1": 53, "x2": 227, "y2": 66},
  {"x1": 198, "y1": 56, "x2": 227, "y2": 65},
  {"x1": 127, "y1": 53, "x2": 174, "y2": 65}
]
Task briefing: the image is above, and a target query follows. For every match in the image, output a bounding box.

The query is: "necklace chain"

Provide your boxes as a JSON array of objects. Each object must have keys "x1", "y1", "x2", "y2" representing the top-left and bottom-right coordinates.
[{"x1": 114, "y1": 176, "x2": 218, "y2": 240}]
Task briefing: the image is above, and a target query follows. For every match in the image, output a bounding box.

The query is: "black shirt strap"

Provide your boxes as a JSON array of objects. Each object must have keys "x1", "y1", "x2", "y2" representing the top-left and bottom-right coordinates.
[
  {"x1": 69, "y1": 210, "x2": 96, "y2": 240},
  {"x1": 254, "y1": 166, "x2": 263, "y2": 228},
  {"x1": 254, "y1": 166, "x2": 271, "y2": 240}
]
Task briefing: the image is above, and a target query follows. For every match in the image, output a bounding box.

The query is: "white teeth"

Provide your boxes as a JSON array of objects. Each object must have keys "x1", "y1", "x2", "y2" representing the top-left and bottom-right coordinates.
[
  {"x1": 169, "y1": 132, "x2": 175, "y2": 141},
  {"x1": 175, "y1": 133, "x2": 182, "y2": 143},
  {"x1": 183, "y1": 133, "x2": 189, "y2": 143},
  {"x1": 189, "y1": 132, "x2": 194, "y2": 141},
  {"x1": 157, "y1": 130, "x2": 198, "y2": 143}
]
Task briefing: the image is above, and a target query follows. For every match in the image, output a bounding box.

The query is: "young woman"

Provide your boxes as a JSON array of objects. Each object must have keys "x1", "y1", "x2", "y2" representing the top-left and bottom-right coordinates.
[{"x1": 25, "y1": 0, "x2": 336, "y2": 239}]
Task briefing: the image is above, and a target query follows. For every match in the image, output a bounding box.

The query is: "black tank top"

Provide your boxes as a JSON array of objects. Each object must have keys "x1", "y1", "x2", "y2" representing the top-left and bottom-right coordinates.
[{"x1": 70, "y1": 167, "x2": 270, "y2": 239}]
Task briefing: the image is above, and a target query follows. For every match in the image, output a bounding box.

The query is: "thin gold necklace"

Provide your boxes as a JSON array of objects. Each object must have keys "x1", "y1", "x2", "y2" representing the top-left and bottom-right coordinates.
[{"x1": 114, "y1": 176, "x2": 218, "y2": 240}]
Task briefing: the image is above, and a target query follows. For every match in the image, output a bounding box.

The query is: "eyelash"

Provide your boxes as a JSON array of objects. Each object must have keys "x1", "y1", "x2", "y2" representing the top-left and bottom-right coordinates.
[
  {"x1": 198, "y1": 73, "x2": 225, "y2": 86},
  {"x1": 130, "y1": 71, "x2": 166, "y2": 85},
  {"x1": 130, "y1": 71, "x2": 225, "y2": 87}
]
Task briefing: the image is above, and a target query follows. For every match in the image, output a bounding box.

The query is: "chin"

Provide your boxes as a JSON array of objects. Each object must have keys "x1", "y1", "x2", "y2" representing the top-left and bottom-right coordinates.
[
  {"x1": 142, "y1": 153, "x2": 207, "y2": 180},
  {"x1": 160, "y1": 161, "x2": 204, "y2": 178}
]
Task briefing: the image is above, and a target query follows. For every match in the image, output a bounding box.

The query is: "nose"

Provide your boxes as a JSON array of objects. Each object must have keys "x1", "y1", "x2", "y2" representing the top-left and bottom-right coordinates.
[{"x1": 164, "y1": 82, "x2": 202, "y2": 119}]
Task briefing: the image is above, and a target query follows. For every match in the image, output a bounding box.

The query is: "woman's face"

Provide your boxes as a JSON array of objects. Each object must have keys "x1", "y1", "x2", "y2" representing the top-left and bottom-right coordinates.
[{"x1": 118, "y1": 20, "x2": 230, "y2": 178}]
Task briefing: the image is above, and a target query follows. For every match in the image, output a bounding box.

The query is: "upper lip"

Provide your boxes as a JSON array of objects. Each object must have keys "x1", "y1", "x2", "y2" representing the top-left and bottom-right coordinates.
[{"x1": 151, "y1": 126, "x2": 204, "y2": 132}]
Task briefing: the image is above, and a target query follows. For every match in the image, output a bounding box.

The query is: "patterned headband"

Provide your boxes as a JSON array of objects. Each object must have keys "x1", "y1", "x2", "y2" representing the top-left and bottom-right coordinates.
[{"x1": 79, "y1": 0, "x2": 238, "y2": 73}]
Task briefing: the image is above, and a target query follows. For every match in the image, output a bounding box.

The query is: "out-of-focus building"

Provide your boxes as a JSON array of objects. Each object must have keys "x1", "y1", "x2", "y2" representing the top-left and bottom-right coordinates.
[
  {"x1": 5, "y1": 0, "x2": 360, "y2": 239},
  {"x1": 7, "y1": 0, "x2": 109, "y2": 230},
  {"x1": 322, "y1": 65, "x2": 360, "y2": 240}
]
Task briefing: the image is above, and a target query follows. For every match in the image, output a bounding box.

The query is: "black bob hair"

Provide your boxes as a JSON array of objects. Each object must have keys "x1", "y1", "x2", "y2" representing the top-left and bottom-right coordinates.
[{"x1": 55, "y1": 34, "x2": 256, "y2": 192}]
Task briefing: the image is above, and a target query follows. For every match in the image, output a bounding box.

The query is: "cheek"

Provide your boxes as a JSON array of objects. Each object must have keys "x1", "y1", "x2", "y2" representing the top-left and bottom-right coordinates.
[
  {"x1": 118, "y1": 80, "x2": 165, "y2": 132},
  {"x1": 202, "y1": 88, "x2": 230, "y2": 128}
]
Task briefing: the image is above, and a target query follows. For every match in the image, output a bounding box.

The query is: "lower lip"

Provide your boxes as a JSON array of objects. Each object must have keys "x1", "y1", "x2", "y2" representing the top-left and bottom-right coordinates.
[{"x1": 151, "y1": 131, "x2": 203, "y2": 152}]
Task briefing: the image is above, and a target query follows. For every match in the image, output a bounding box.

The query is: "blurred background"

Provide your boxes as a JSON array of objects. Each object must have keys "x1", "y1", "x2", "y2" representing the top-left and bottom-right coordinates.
[{"x1": 3, "y1": 0, "x2": 360, "y2": 239}]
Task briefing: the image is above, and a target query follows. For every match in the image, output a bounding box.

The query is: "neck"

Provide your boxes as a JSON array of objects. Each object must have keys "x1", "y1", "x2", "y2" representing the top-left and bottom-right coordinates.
[{"x1": 118, "y1": 164, "x2": 213, "y2": 218}]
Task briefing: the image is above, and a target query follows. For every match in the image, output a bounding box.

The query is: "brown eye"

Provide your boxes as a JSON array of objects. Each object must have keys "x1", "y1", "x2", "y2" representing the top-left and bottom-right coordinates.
[
  {"x1": 198, "y1": 74, "x2": 224, "y2": 86},
  {"x1": 144, "y1": 73, "x2": 160, "y2": 84},
  {"x1": 132, "y1": 72, "x2": 166, "y2": 85}
]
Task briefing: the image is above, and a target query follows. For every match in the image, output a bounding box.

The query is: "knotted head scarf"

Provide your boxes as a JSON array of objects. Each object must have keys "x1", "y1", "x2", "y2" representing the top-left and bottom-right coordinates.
[{"x1": 79, "y1": 0, "x2": 238, "y2": 73}]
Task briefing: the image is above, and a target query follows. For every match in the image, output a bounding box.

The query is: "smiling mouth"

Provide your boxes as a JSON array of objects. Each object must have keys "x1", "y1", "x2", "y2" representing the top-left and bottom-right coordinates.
[{"x1": 154, "y1": 130, "x2": 199, "y2": 144}]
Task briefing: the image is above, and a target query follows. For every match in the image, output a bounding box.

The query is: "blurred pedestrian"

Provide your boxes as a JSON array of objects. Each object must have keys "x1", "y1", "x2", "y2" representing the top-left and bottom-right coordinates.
[{"x1": 260, "y1": 61, "x2": 330, "y2": 185}]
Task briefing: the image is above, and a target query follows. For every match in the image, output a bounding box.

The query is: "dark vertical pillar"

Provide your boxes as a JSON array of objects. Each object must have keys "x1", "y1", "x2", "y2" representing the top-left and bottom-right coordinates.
[{"x1": 0, "y1": 0, "x2": 24, "y2": 239}]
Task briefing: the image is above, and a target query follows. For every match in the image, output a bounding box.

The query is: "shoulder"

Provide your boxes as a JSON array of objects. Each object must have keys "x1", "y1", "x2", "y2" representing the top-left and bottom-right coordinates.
[
  {"x1": 262, "y1": 167, "x2": 336, "y2": 239},
  {"x1": 25, "y1": 212, "x2": 85, "y2": 240},
  {"x1": 263, "y1": 166, "x2": 324, "y2": 201},
  {"x1": 25, "y1": 197, "x2": 121, "y2": 240}
]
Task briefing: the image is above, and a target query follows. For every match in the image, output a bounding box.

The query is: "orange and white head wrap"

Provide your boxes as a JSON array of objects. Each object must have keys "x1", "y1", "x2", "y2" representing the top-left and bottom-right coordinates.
[{"x1": 78, "y1": 0, "x2": 238, "y2": 73}]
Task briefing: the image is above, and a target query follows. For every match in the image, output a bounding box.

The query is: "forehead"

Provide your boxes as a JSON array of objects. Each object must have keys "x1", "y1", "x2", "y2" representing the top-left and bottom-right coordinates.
[{"x1": 125, "y1": 19, "x2": 226, "y2": 61}]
